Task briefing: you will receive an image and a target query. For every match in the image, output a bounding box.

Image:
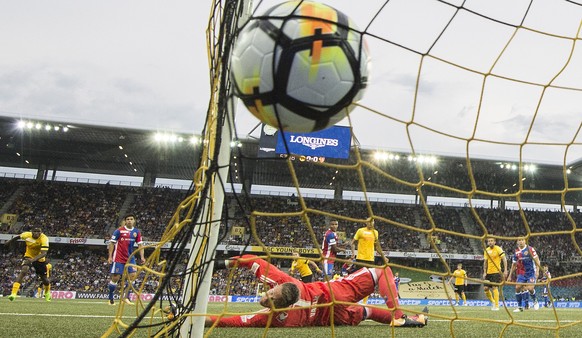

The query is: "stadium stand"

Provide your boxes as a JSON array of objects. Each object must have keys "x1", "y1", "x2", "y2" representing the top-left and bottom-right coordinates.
[
  {"x1": 0, "y1": 177, "x2": 581, "y2": 299},
  {"x1": 0, "y1": 117, "x2": 580, "y2": 302}
]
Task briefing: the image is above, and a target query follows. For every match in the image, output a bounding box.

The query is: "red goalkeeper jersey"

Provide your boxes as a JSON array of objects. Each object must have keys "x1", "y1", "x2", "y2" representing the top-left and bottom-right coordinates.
[{"x1": 211, "y1": 255, "x2": 376, "y2": 327}]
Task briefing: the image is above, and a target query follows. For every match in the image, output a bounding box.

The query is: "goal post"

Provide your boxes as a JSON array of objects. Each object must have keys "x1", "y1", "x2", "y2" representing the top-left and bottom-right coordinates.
[{"x1": 180, "y1": 1, "x2": 253, "y2": 337}]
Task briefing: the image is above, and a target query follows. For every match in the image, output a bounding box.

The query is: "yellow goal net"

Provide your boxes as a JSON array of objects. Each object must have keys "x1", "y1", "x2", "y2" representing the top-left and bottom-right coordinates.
[{"x1": 103, "y1": 1, "x2": 582, "y2": 337}]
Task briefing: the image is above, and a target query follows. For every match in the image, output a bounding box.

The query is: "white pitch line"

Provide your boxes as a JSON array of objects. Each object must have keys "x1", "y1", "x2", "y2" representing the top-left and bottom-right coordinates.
[
  {"x1": 428, "y1": 319, "x2": 580, "y2": 323},
  {"x1": 0, "y1": 313, "x2": 116, "y2": 318}
]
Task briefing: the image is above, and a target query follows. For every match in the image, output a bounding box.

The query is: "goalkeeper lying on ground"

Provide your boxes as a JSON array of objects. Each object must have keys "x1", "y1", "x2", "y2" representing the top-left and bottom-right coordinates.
[{"x1": 205, "y1": 255, "x2": 427, "y2": 328}]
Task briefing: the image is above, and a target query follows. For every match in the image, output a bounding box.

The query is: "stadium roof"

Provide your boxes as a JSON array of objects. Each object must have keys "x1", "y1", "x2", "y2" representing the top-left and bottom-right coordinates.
[
  {"x1": 0, "y1": 116, "x2": 201, "y2": 180},
  {"x1": 0, "y1": 116, "x2": 580, "y2": 206}
]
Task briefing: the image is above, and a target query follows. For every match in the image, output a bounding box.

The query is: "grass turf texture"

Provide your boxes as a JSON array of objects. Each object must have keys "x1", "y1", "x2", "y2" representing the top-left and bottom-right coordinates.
[{"x1": 1, "y1": 298, "x2": 580, "y2": 338}]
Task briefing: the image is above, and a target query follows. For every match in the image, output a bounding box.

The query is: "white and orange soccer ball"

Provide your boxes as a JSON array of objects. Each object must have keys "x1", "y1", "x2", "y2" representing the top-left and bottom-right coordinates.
[{"x1": 230, "y1": 0, "x2": 370, "y2": 133}]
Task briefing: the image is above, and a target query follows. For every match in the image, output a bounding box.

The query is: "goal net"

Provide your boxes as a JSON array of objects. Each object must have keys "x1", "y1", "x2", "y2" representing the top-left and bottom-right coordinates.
[{"x1": 103, "y1": 0, "x2": 582, "y2": 337}]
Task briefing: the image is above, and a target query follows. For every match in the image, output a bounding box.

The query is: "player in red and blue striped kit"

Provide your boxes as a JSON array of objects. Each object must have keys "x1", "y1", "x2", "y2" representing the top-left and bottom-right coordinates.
[
  {"x1": 321, "y1": 219, "x2": 343, "y2": 279},
  {"x1": 107, "y1": 213, "x2": 145, "y2": 305},
  {"x1": 508, "y1": 237, "x2": 541, "y2": 312},
  {"x1": 540, "y1": 265, "x2": 552, "y2": 307}
]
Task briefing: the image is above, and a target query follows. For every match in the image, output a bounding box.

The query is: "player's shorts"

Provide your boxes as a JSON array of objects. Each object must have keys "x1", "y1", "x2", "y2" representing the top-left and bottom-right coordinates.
[
  {"x1": 484, "y1": 273, "x2": 502, "y2": 286},
  {"x1": 110, "y1": 258, "x2": 137, "y2": 275},
  {"x1": 516, "y1": 274, "x2": 536, "y2": 284},
  {"x1": 323, "y1": 260, "x2": 335, "y2": 277},
  {"x1": 355, "y1": 258, "x2": 377, "y2": 267},
  {"x1": 31, "y1": 260, "x2": 48, "y2": 276},
  {"x1": 300, "y1": 274, "x2": 314, "y2": 283},
  {"x1": 335, "y1": 305, "x2": 366, "y2": 325},
  {"x1": 454, "y1": 285, "x2": 466, "y2": 294}
]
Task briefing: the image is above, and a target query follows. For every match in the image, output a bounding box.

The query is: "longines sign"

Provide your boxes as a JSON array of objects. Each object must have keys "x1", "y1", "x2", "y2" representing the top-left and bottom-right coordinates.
[{"x1": 275, "y1": 126, "x2": 351, "y2": 159}]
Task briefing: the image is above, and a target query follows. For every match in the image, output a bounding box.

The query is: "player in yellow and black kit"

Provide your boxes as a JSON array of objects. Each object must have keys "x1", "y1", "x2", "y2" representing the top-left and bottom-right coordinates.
[
  {"x1": 350, "y1": 219, "x2": 387, "y2": 266},
  {"x1": 5, "y1": 228, "x2": 52, "y2": 302},
  {"x1": 350, "y1": 219, "x2": 388, "y2": 304},
  {"x1": 289, "y1": 251, "x2": 321, "y2": 282},
  {"x1": 482, "y1": 237, "x2": 507, "y2": 311},
  {"x1": 36, "y1": 261, "x2": 53, "y2": 299},
  {"x1": 449, "y1": 263, "x2": 468, "y2": 306}
]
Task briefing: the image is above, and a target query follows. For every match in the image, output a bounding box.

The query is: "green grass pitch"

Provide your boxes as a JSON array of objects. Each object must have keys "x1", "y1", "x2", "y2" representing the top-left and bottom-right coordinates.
[{"x1": 1, "y1": 298, "x2": 580, "y2": 338}]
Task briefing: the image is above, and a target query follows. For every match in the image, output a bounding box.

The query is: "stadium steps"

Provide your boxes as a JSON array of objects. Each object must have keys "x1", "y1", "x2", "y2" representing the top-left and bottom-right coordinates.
[
  {"x1": 0, "y1": 185, "x2": 26, "y2": 215},
  {"x1": 0, "y1": 185, "x2": 27, "y2": 232},
  {"x1": 107, "y1": 193, "x2": 136, "y2": 233},
  {"x1": 413, "y1": 209, "x2": 430, "y2": 250},
  {"x1": 458, "y1": 208, "x2": 482, "y2": 254}
]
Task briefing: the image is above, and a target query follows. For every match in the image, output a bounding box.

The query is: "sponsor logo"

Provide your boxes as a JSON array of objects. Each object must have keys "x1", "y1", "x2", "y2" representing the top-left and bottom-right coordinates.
[
  {"x1": 367, "y1": 298, "x2": 389, "y2": 305},
  {"x1": 240, "y1": 314, "x2": 256, "y2": 323},
  {"x1": 259, "y1": 147, "x2": 275, "y2": 152},
  {"x1": 232, "y1": 296, "x2": 261, "y2": 303},
  {"x1": 310, "y1": 296, "x2": 320, "y2": 317},
  {"x1": 50, "y1": 291, "x2": 76, "y2": 299},
  {"x1": 251, "y1": 246, "x2": 318, "y2": 254},
  {"x1": 128, "y1": 293, "x2": 155, "y2": 301},
  {"x1": 69, "y1": 238, "x2": 87, "y2": 244},
  {"x1": 208, "y1": 295, "x2": 228, "y2": 302},
  {"x1": 428, "y1": 300, "x2": 453, "y2": 306},
  {"x1": 76, "y1": 292, "x2": 113, "y2": 300},
  {"x1": 289, "y1": 135, "x2": 339, "y2": 150},
  {"x1": 75, "y1": 292, "x2": 175, "y2": 301},
  {"x1": 277, "y1": 312, "x2": 288, "y2": 322}
]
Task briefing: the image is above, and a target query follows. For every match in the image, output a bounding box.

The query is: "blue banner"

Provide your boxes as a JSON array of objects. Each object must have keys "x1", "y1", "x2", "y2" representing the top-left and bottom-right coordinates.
[
  {"x1": 230, "y1": 295, "x2": 262, "y2": 303},
  {"x1": 227, "y1": 296, "x2": 582, "y2": 308},
  {"x1": 275, "y1": 126, "x2": 351, "y2": 159}
]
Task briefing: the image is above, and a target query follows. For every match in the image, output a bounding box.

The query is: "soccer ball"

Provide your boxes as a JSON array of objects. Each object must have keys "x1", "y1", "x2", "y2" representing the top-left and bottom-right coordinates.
[{"x1": 230, "y1": 0, "x2": 370, "y2": 133}]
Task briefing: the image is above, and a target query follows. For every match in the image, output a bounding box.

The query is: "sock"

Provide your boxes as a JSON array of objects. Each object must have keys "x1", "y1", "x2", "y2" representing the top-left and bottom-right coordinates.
[
  {"x1": 11, "y1": 282, "x2": 20, "y2": 295},
  {"x1": 455, "y1": 294, "x2": 460, "y2": 302},
  {"x1": 493, "y1": 288, "x2": 499, "y2": 307},
  {"x1": 44, "y1": 284, "x2": 51, "y2": 297},
  {"x1": 516, "y1": 292, "x2": 522, "y2": 308},
  {"x1": 522, "y1": 291, "x2": 530, "y2": 308},
  {"x1": 530, "y1": 289, "x2": 537, "y2": 302},
  {"x1": 108, "y1": 281, "x2": 117, "y2": 301},
  {"x1": 462, "y1": 293, "x2": 467, "y2": 304},
  {"x1": 544, "y1": 295, "x2": 549, "y2": 306},
  {"x1": 37, "y1": 287, "x2": 42, "y2": 297},
  {"x1": 364, "y1": 307, "x2": 394, "y2": 324},
  {"x1": 485, "y1": 289, "x2": 494, "y2": 303},
  {"x1": 125, "y1": 281, "x2": 132, "y2": 300},
  {"x1": 374, "y1": 267, "x2": 404, "y2": 320}
]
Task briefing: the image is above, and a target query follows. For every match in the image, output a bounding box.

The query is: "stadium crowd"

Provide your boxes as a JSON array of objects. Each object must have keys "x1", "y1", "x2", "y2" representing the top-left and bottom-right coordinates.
[{"x1": 0, "y1": 177, "x2": 581, "y2": 300}]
